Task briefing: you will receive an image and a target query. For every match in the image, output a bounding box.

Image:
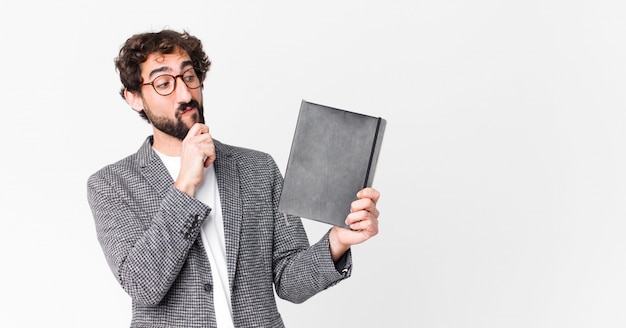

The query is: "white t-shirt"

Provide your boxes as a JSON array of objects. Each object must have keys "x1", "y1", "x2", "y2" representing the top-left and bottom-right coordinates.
[{"x1": 155, "y1": 149, "x2": 234, "y2": 327}]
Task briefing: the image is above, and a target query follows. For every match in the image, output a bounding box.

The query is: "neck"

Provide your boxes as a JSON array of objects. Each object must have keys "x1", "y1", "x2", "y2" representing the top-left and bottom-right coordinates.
[{"x1": 151, "y1": 128, "x2": 183, "y2": 156}]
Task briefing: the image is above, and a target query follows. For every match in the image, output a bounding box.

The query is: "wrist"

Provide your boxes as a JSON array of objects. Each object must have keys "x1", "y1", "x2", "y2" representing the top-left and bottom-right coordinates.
[
  {"x1": 174, "y1": 180, "x2": 196, "y2": 197},
  {"x1": 328, "y1": 227, "x2": 350, "y2": 263}
]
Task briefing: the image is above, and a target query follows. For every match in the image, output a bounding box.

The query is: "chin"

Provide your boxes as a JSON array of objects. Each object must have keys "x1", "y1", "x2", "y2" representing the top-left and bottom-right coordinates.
[{"x1": 184, "y1": 112, "x2": 200, "y2": 126}]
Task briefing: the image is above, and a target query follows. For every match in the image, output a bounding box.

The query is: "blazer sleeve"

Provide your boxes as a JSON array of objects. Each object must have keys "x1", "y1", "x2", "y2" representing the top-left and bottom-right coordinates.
[
  {"x1": 266, "y1": 154, "x2": 353, "y2": 304},
  {"x1": 87, "y1": 169, "x2": 211, "y2": 306}
]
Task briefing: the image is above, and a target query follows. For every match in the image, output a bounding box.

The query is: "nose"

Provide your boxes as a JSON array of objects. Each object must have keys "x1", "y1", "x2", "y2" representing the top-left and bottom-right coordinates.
[{"x1": 173, "y1": 76, "x2": 193, "y2": 103}]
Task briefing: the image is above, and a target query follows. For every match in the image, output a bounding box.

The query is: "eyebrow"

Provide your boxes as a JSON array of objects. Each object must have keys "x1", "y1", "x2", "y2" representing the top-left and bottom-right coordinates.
[{"x1": 147, "y1": 60, "x2": 194, "y2": 79}]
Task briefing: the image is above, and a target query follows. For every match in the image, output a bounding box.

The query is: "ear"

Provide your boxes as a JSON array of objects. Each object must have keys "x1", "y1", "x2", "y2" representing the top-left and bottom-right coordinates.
[{"x1": 124, "y1": 89, "x2": 144, "y2": 113}]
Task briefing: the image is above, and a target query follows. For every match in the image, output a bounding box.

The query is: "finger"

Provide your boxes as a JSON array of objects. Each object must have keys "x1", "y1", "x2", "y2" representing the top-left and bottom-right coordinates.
[
  {"x1": 348, "y1": 217, "x2": 378, "y2": 236},
  {"x1": 345, "y1": 209, "x2": 377, "y2": 226},
  {"x1": 357, "y1": 187, "x2": 380, "y2": 204},
  {"x1": 197, "y1": 130, "x2": 213, "y2": 144},
  {"x1": 202, "y1": 138, "x2": 216, "y2": 167},
  {"x1": 199, "y1": 124, "x2": 210, "y2": 136},
  {"x1": 187, "y1": 123, "x2": 209, "y2": 138},
  {"x1": 205, "y1": 145, "x2": 216, "y2": 167},
  {"x1": 350, "y1": 198, "x2": 379, "y2": 218},
  {"x1": 204, "y1": 156, "x2": 214, "y2": 168}
]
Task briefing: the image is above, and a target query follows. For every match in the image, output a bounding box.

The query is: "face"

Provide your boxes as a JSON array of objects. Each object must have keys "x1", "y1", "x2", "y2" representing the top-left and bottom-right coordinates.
[{"x1": 127, "y1": 49, "x2": 204, "y2": 140}]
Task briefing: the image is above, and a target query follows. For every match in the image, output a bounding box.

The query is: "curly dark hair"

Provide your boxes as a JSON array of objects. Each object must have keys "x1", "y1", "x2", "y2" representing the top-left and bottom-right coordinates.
[{"x1": 114, "y1": 29, "x2": 211, "y2": 121}]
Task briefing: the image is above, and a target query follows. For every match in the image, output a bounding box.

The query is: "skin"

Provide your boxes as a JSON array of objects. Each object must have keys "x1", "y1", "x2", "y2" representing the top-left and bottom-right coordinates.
[{"x1": 124, "y1": 49, "x2": 379, "y2": 263}]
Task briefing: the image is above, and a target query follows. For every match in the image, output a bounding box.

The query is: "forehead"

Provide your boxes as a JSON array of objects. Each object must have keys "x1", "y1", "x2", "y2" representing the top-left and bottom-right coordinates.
[{"x1": 140, "y1": 49, "x2": 192, "y2": 77}]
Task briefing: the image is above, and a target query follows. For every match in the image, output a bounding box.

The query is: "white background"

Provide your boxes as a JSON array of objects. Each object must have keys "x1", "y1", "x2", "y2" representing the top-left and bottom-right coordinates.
[{"x1": 2, "y1": 1, "x2": 626, "y2": 327}]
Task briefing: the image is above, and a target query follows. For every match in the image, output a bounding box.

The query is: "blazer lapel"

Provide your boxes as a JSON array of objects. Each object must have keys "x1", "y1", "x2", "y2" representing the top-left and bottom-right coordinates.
[
  {"x1": 213, "y1": 140, "x2": 242, "y2": 292},
  {"x1": 137, "y1": 136, "x2": 175, "y2": 198}
]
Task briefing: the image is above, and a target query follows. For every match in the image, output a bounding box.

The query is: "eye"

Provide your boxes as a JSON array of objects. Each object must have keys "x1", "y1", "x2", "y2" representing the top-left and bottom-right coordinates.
[
  {"x1": 183, "y1": 71, "x2": 198, "y2": 83},
  {"x1": 154, "y1": 76, "x2": 173, "y2": 90}
]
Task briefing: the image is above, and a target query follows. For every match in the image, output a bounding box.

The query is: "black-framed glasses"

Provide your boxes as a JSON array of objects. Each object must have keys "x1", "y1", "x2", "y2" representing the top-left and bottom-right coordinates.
[{"x1": 142, "y1": 68, "x2": 201, "y2": 96}]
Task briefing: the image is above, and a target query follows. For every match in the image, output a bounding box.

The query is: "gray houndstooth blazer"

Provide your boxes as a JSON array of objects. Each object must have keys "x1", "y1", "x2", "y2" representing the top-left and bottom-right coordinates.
[{"x1": 87, "y1": 137, "x2": 352, "y2": 328}]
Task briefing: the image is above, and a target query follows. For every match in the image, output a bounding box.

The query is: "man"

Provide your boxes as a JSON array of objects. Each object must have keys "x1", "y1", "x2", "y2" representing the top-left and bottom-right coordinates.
[{"x1": 87, "y1": 29, "x2": 380, "y2": 328}]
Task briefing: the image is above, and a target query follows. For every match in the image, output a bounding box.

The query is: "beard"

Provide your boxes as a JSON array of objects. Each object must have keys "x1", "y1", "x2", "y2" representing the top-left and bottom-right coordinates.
[{"x1": 144, "y1": 99, "x2": 205, "y2": 140}]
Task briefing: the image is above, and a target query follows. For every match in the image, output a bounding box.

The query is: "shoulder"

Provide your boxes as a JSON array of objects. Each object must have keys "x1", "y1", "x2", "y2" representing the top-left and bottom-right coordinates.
[
  {"x1": 214, "y1": 140, "x2": 282, "y2": 180},
  {"x1": 90, "y1": 152, "x2": 139, "y2": 177},
  {"x1": 87, "y1": 137, "x2": 152, "y2": 186},
  {"x1": 87, "y1": 154, "x2": 142, "y2": 194},
  {"x1": 215, "y1": 139, "x2": 275, "y2": 164}
]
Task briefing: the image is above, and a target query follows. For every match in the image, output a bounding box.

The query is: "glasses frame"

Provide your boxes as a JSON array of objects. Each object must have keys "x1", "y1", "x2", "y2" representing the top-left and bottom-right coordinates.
[{"x1": 142, "y1": 67, "x2": 202, "y2": 96}]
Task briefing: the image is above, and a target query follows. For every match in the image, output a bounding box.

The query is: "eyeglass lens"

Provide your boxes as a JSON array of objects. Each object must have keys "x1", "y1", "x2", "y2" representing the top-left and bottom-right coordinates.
[{"x1": 151, "y1": 68, "x2": 200, "y2": 95}]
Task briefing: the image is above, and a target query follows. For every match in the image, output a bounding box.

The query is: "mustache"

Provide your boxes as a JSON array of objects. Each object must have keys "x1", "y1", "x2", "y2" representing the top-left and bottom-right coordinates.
[{"x1": 178, "y1": 99, "x2": 201, "y2": 112}]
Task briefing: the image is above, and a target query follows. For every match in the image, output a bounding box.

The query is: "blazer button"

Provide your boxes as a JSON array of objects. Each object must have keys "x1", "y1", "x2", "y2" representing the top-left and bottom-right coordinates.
[{"x1": 203, "y1": 283, "x2": 212, "y2": 292}]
